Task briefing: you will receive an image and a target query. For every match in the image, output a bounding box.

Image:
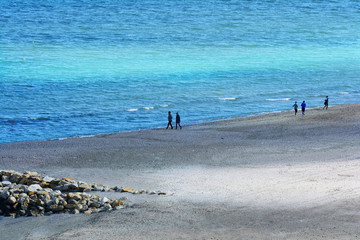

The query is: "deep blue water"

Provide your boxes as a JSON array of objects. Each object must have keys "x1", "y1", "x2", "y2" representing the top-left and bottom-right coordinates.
[{"x1": 1, "y1": 0, "x2": 359, "y2": 143}]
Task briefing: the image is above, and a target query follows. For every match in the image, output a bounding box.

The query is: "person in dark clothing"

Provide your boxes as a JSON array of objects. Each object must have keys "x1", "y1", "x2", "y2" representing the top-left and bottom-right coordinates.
[
  {"x1": 166, "y1": 111, "x2": 173, "y2": 129},
  {"x1": 293, "y1": 101, "x2": 298, "y2": 115},
  {"x1": 323, "y1": 96, "x2": 328, "y2": 110},
  {"x1": 301, "y1": 101, "x2": 306, "y2": 115},
  {"x1": 175, "y1": 112, "x2": 182, "y2": 129}
]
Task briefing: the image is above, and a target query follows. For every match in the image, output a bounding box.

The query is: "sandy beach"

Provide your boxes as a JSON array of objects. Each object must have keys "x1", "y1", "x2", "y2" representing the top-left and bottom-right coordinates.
[{"x1": 1, "y1": 103, "x2": 360, "y2": 240}]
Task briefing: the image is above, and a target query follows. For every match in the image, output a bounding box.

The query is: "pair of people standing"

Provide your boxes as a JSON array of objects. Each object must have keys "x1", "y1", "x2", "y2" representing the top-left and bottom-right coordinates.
[
  {"x1": 166, "y1": 111, "x2": 182, "y2": 129},
  {"x1": 293, "y1": 101, "x2": 307, "y2": 115}
]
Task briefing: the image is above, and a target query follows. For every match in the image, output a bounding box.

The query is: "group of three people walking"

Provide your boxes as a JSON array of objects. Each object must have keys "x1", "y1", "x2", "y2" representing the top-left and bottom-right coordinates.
[
  {"x1": 292, "y1": 96, "x2": 328, "y2": 116},
  {"x1": 166, "y1": 111, "x2": 182, "y2": 129}
]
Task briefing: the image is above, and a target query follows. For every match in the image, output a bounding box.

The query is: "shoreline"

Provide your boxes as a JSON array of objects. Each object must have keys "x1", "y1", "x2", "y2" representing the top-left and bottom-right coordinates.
[
  {"x1": 2, "y1": 102, "x2": 357, "y2": 145},
  {"x1": 1, "y1": 102, "x2": 360, "y2": 239}
]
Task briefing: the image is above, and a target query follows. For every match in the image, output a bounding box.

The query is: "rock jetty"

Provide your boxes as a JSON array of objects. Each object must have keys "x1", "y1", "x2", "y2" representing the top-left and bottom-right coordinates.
[{"x1": 0, "y1": 170, "x2": 166, "y2": 218}]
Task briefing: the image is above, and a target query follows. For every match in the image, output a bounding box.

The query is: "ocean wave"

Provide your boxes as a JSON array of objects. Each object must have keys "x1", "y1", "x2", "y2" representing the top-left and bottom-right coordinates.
[
  {"x1": 143, "y1": 106, "x2": 154, "y2": 110},
  {"x1": 64, "y1": 113, "x2": 96, "y2": 118},
  {"x1": 266, "y1": 98, "x2": 291, "y2": 101},
  {"x1": 28, "y1": 117, "x2": 51, "y2": 121},
  {"x1": 338, "y1": 92, "x2": 349, "y2": 95},
  {"x1": 1, "y1": 117, "x2": 51, "y2": 125},
  {"x1": 219, "y1": 97, "x2": 236, "y2": 101},
  {"x1": 126, "y1": 108, "x2": 138, "y2": 112},
  {"x1": 160, "y1": 105, "x2": 168, "y2": 108}
]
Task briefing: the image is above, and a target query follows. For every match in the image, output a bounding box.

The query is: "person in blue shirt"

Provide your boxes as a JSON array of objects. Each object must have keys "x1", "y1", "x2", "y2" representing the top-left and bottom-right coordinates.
[{"x1": 301, "y1": 101, "x2": 306, "y2": 115}]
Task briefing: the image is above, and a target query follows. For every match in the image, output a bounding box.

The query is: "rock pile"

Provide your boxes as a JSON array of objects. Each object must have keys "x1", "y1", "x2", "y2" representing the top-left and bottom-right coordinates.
[{"x1": 0, "y1": 170, "x2": 165, "y2": 218}]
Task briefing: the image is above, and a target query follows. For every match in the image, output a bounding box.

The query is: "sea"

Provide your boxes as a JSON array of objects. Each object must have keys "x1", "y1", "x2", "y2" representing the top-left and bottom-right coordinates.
[{"x1": 1, "y1": 0, "x2": 359, "y2": 143}]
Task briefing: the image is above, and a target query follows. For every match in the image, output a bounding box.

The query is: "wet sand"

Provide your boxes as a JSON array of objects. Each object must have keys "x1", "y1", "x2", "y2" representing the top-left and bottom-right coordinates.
[{"x1": 1, "y1": 103, "x2": 360, "y2": 239}]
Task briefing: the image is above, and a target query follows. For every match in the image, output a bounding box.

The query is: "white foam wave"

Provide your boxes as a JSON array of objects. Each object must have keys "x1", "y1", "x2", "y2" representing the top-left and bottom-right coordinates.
[
  {"x1": 160, "y1": 105, "x2": 168, "y2": 108},
  {"x1": 219, "y1": 97, "x2": 236, "y2": 101},
  {"x1": 266, "y1": 98, "x2": 291, "y2": 101},
  {"x1": 339, "y1": 92, "x2": 349, "y2": 95},
  {"x1": 127, "y1": 108, "x2": 138, "y2": 112},
  {"x1": 143, "y1": 106, "x2": 154, "y2": 110}
]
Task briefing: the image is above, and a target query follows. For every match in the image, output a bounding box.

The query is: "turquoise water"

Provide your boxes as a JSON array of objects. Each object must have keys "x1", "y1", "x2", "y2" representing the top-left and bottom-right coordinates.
[{"x1": 1, "y1": 0, "x2": 359, "y2": 143}]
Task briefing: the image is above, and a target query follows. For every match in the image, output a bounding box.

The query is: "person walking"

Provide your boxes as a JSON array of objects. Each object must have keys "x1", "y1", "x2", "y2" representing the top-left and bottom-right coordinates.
[
  {"x1": 323, "y1": 96, "x2": 329, "y2": 110},
  {"x1": 175, "y1": 112, "x2": 182, "y2": 129},
  {"x1": 293, "y1": 101, "x2": 298, "y2": 115},
  {"x1": 166, "y1": 111, "x2": 173, "y2": 129},
  {"x1": 301, "y1": 101, "x2": 306, "y2": 115}
]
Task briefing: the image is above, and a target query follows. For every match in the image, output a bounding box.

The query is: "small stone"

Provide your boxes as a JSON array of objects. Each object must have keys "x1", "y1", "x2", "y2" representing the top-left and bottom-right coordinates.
[
  {"x1": 72, "y1": 193, "x2": 82, "y2": 201},
  {"x1": 68, "y1": 183, "x2": 78, "y2": 191},
  {"x1": 27, "y1": 175, "x2": 42, "y2": 185},
  {"x1": 28, "y1": 184, "x2": 42, "y2": 192},
  {"x1": 78, "y1": 181, "x2": 90, "y2": 190},
  {"x1": 43, "y1": 176, "x2": 54, "y2": 182},
  {"x1": 61, "y1": 177, "x2": 75, "y2": 181},
  {"x1": 89, "y1": 200, "x2": 101, "y2": 208},
  {"x1": 1, "y1": 190, "x2": 11, "y2": 200},
  {"x1": 7, "y1": 196, "x2": 17, "y2": 205},
  {"x1": 24, "y1": 171, "x2": 38, "y2": 176},
  {"x1": 75, "y1": 204, "x2": 83, "y2": 211},
  {"x1": 65, "y1": 204, "x2": 77, "y2": 210},
  {"x1": 49, "y1": 179, "x2": 61, "y2": 189},
  {"x1": 19, "y1": 193, "x2": 28, "y2": 198},
  {"x1": 83, "y1": 209, "x2": 93, "y2": 214},
  {"x1": 68, "y1": 199, "x2": 77, "y2": 205},
  {"x1": 114, "y1": 186, "x2": 123, "y2": 192},
  {"x1": 72, "y1": 209, "x2": 80, "y2": 214},
  {"x1": 9, "y1": 173, "x2": 23, "y2": 183},
  {"x1": 103, "y1": 203, "x2": 112, "y2": 211},
  {"x1": 100, "y1": 197, "x2": 110, "y2": 205},
  {"x1": 81, "y1": 204, "x2": 88, "y2": 211},
  {"x1": 40, "y1": 181, "x2": 50, "y2": 188},
  {"x1": 2, "y1": 176, "x2": 10, "y2": 182},
  {"x1": 18, "y1": 176, "x2": 28, "y2": 185},
  {"x1": 49, "y1": 204, "x2": 64, "y2": 212},
  {"x1": 1, "y1": 181, "x2": 12, "y2": 187},
  {"x1": 93, "y1": 185, "x2": 104, "y2": 192},
  {"x1": 83, "y1": 187, "x2": 92, "y2": 192},
  {"x1": 36, "y1": 190, "x2": 48, "y2": 196},
  {"x1": 121, "y1": 188, "x2": 134, "y2": 192},
  {"x1": 27, "y1": 191, "x2": 37, "y2": 196},
  {"x1": 111, "y1": 200, "x2": 123, "y2": 208}
]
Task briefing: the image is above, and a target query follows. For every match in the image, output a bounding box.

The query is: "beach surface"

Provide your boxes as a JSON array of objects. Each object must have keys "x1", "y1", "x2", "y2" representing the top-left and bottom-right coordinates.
[{"x1": 1, "y1": 104, "x2": 360, "y2": 240}]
